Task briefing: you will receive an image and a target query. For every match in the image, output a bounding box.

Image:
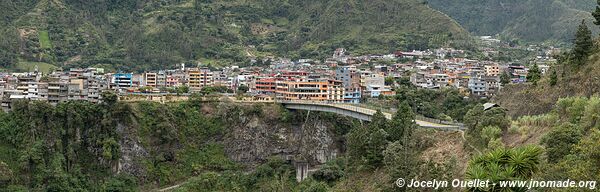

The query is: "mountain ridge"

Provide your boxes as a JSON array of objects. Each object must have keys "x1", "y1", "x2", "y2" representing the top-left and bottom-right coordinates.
[
  {"x1": 0, "y1": 0, "x2": 471, "y2": 71},
  {"x1": 427, "y1": 0, "x2": 599, "y2": 42}
]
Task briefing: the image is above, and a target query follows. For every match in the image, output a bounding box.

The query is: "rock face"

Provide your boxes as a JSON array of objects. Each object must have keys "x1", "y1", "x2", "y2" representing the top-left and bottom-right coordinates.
[
  {"x1": 115, "y1": 102, "x2": 345, "y2": 175},
  {"x1": 217, "y1": 103, "x2": 341, "y2": 168},
  {"x1": 117, "y1": 123, "x2": 149, "y2": 177}
]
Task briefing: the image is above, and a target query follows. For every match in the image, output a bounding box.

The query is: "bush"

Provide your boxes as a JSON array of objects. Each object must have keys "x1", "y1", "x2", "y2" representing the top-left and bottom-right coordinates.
[
  {"x1": 312, "y1": 158, "x2": 346, "y2": 183},
  {"x1": 466, "y1": 146, "x2": 543, "y2": 191},
  {"x1": 102, "y1": 174, "x2": 138, "y2": 192},
  {"x1": 541, "y1": 123, "x2": 583, "y2": 163}
]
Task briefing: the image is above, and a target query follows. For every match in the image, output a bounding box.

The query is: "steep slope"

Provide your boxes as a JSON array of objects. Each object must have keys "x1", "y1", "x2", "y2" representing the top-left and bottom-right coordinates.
[
  {"x1": 494, "y1": 50, "x2": 600, "y2": 117},
  {"x1": 501, "y1": 0, "x2": 597, "y2": 42},
  {"x1": 427, "y1": 0, "x2": 598, "y2": 42},
  {"x1": 0, "y1": 0, "x2": 471, "y2": 71}
]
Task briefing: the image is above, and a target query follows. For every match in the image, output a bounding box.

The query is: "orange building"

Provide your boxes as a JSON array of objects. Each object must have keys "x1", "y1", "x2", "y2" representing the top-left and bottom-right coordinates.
[
  {"x1": 188, "y1": 68, "x2": 213, "y2": 89},
  {"x1": 275, "y1": 79, "x2": 344, "y2": 102},
  {"x1": 255, "y1": 78, "x2": 277, "y2": 94}
]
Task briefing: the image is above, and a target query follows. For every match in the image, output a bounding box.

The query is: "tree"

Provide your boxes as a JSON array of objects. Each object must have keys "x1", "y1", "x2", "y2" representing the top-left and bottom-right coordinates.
[
  {"x1": 464, "y1": 105, "x2": 510, "y2": 148},
  {"x1": 370, "y1": 110, "x2": 389, "y2": 132},
  {"x1": 384, "y1": 76, "x2": 395, "y2": 86},
  {"x1": 572, "y1": 20, "x2": 593, "y2": 66},
  {"x1": 177, "y1": 85, "x2": 189, "y2": 95},
  {"x1": 549, "y1": 68, "x2": 558, "y2": 86},
  {"x1": 500, "y1": 71, "x2": 510, "y2": 85},
  {"x1": 102, "y1": 174, "x2": 138, "y2": 192},
  {"x1": 365, "y1": 129, "x2": 388, "y2": 167},
  {"x1": 541, "y1": 123, "x2": 583, "y2": 163},
  {"x1": 347, "y1": 110, "x2": 391, "y2": 168},
  {"x1": 388, "y1": 102, "x2": 416, "y2": 142},
  {"x1": 237, "y1": 85, "x2": 249, "y2": 94},
  {"x1": 0, "y1": 161, "x2": 13, "y2": 187},
  {"x1": 526, "y1": 63, "x2": 541, "y2": 85},
  {"x1": 383, "y1": 141, "x2": 419, "y2": 191},
  {"x1": 101, "y1": 91, "x2": 118, "y2": 105},
  {"x1": 481, "y1": 126, "x2": 502, "y2": 148},
  {"x1": 346, "y1": 125, "x2": 370, "y2": 166},
  {"x1": 312, "y1": 158, "x2": 345, "y2": 183},
  {"x1": 593, "y1": 0, "x2": 600, "y2": 25},
  {"x1": 0, "y1": 27, "x2": 19, "y2": 67}
]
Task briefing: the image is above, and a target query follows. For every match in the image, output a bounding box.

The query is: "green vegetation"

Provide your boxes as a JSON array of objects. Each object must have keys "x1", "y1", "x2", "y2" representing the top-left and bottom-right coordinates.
[
  {"x1": 500, "y1": 71, "x2": 511, "y2": 85},
  {"x1": 507, "y1": 97, "x2": 600, "y2": 187},
  {"x1": 0, "y1": 92, "x2": 242, "y2": 190},
  {"x1": 494, "y1": 19, "x2": 600, "y2": 117},
  {"x1": 572, "y1": 20, "x2": 594, "y2": 67},
  {"x1": 464, "y1": 104, "x2": 511, "y2": 149},
  {"x1": 393, "y1": 79, "x2": 483, "y2": 121},
  {"x1": 15, "y1": 61, "x2": 56, "y2": 74},
  {"x1": 462, "y1": 95, "x2": 600, "y2": 191},
  {"x1": 0, "y1": 92, "x2": 131, "y2": 191},
  {"x1": 549, "y1": 69, "x2": 558, "y2": 86},
  {"x1": 466, "y1": 146, "x2": 543, "y2": 192},
  {"x1": 38, "y1": 30, "x2": 51, "y2": 49},
  {"x1": 427, "y1": 0, "x2": 598, "y2": 42},
  {"x1": 0, "y1": 0, "x2": 471, "y2": 71},
  {"x1": 593, "y1": 0, "x2": 600, "y2": 25},
  {"x1": 237, "y1": 84, "x2": 249, "y2": 94},
  {"x1": 526, "y1": 63, "x2": 541, "y2": 85},
  {"x1": 0, "y1": 26, "x2": 19, "y2": 68}
]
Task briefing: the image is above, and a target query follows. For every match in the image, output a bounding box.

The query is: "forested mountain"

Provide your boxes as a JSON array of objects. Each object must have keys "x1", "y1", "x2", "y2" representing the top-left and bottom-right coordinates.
[
  {"x1": 0, "y1": 0, "x2": 470, "y2": 71},
  {"x1": 427, "y1": 0, "x2": 598, "y2": 42}
]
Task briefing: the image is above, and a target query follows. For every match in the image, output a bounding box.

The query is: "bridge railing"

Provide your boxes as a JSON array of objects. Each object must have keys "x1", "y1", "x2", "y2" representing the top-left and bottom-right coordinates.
[
  {"x1": 278, "y1": 100, "x2": 466, "y2": 129},
  {"x1": 414, "y1": 115, "x2": 465, "y2": 127},
  {"x1": 278, "y1": 100, "x2": 378, "y2": 115}
]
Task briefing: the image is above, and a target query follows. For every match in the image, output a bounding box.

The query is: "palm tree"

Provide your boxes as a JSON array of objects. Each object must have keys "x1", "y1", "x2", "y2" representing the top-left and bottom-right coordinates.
[{"x1": 466, "y1": 146, "x2": 543, "y2": 192}]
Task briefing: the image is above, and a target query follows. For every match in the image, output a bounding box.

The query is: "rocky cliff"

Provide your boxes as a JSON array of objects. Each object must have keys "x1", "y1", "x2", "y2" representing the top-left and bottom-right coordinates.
[
  {"x1": 216, "y1": 103, "x2": 346, "y2": 167},
  {"x1": 116, "y1": 102, "x2": 351, "y2": 177}
]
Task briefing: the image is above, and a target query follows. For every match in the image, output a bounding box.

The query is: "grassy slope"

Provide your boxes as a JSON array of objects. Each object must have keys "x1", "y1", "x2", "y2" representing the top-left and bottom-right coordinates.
[
  {"x1": 38, "y1": 30, "x2": 51, "y2": 49},
  {"x1": 15, "y1": 61, "x2": 56, "y2": 74}
]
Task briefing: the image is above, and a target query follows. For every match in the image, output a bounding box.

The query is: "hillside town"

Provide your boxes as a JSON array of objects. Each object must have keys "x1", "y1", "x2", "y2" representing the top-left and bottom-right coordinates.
[{"x1": 0, "y1": 44, "x2": 556, "y2": 108}]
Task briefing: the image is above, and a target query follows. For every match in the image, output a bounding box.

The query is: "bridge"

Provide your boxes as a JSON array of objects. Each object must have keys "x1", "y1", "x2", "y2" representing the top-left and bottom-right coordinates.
[
  {"x1": 116, "y1": 93, "x2": 465, "y2": 131},
  {"x1": 279, "y1": 100, "x2": 465, "y2": 131}
]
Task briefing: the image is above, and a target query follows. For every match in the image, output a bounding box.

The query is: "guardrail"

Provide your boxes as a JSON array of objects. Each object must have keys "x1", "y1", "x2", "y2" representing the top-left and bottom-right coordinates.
[
  {"x1": 278, "y1": 100, "x2": 466, "y2": 130},
  {"x1": 414, "y1": 115, "x2": 465, "y2": 127}
]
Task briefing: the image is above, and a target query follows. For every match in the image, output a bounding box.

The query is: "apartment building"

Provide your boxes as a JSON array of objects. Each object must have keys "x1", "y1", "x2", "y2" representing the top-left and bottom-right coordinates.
[
  {"x1": 468, "y1": 76, "x2": 487, "y2": 96},
  {"x1": 255, "y1": 78, "x2": 277, "y2": 95},
  {"x1": 144, "y1": 72, "x2": 157, "y2": 87},
  {"x1": 275, "y1": 79, "x2": 344, "y2": 103},
  {"x1": 484, "y1": 64, "x2": 500, "y2": 76},
  {"x1": 432, "y1": 73, "x2": 450, "y2": 87},
  {"x1": 157, "y1": 71, "x2": 167, "y2": 87},
  {"x1": 113, "y1": 73, "x2": 133, "y2": 88},
  {"x1": 188, "y1": 68, "x2": 213, "y2": 89},
  {"x1": 335, "y1": 66, "x2": 361, "y2": 103}
]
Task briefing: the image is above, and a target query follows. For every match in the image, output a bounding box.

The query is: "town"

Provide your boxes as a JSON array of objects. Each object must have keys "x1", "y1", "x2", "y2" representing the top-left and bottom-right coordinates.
[
  {"x1": 2, "y1": 1, "x2": 599, "y2": 191},
  {"x1": 0, "y1": 38, "x2": 557, "y2": 108}
]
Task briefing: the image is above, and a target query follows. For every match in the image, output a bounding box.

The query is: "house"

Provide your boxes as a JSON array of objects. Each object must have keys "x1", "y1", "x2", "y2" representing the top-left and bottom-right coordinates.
[
  {"x1": 468, "y1": 76, "x2": 487, "y2": 96},
  {"x1": 113, "y1": 73, "x2": 133, "y2": 88}
]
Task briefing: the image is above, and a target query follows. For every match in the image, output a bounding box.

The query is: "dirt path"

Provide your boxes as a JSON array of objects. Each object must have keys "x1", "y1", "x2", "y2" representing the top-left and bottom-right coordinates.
[{"x1": 156, "y1": 182, "x2": 186, "y2": 192}]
